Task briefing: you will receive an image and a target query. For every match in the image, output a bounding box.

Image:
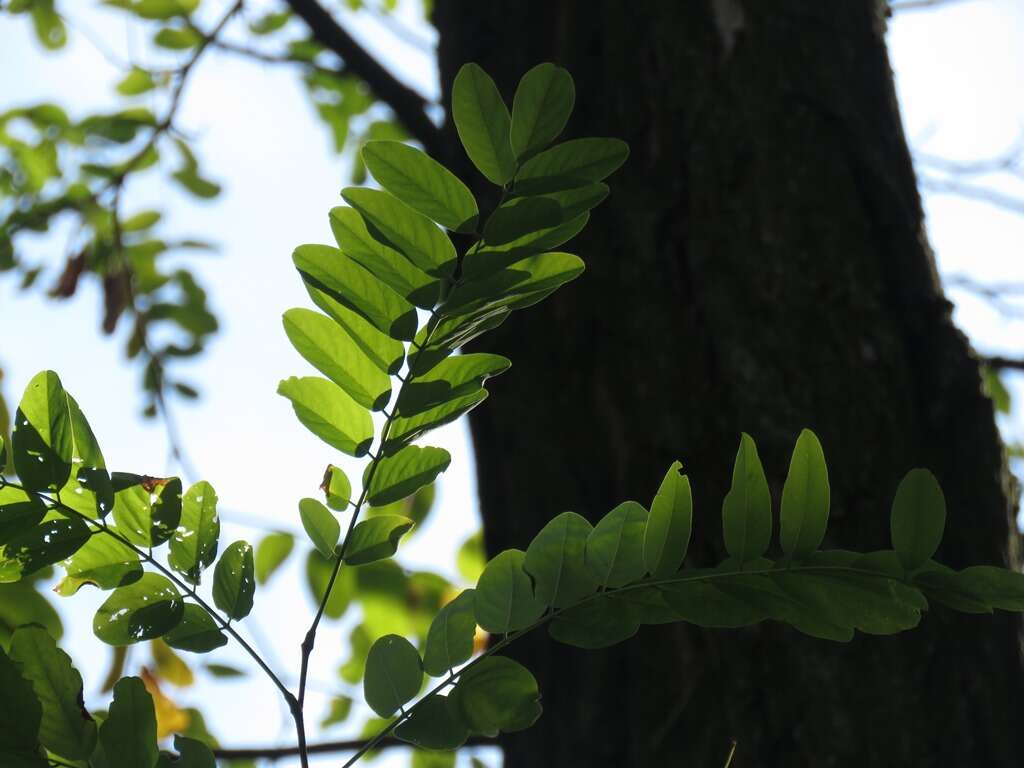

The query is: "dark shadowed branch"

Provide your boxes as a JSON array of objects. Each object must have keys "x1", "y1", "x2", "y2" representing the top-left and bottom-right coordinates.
[{"x1": 283, "y1": 0, "x2": 444, "y2": 156}]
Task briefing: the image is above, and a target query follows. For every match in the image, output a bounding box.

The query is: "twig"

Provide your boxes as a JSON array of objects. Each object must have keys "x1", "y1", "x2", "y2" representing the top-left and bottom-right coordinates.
[
  {"x1": 981, "y1": 356, "x2": 1024, "y2": 372},
  {"x1": 282, "y1": 0, "x2": 443, "y2": 157},
  {"x1": 212, "y1": 735, "x2": 491, "y2": 761}
]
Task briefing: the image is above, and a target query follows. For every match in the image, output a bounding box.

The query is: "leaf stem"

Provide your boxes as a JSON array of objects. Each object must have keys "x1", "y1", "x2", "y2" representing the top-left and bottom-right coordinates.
[{"x1": 293, "y1": 309, "x2": 444, "y2": 767}]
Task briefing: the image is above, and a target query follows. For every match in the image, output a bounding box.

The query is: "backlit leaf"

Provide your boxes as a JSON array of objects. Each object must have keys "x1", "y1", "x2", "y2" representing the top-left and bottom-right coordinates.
[
  {"x1": 449, "y1": 656, "x2": 541, "y2": 736},
  {"x1": 9, "y1": 625, "x2": 96, "y2": 759},
  {"x1": 514, "y1": 137, "x2": 629, "y2": 195},
  {"x1": 585, "y1": 501, "x2": 648, "y2": 588},
  {"x1": 474, "y1": 549, "x2": 545, "y2": 633},
  {"x1": 163, "y1": 604, "x2": 227, "y2": 654},
  {"x1": 721, "y1": 434, "x2": 772, "y2": 565},
  {"x1": 366, "y1": 445, "x2": 451, "y2": 507},
  {"x1": 299, "y1": 498, "x2": 340, "y2": 557},
  {"x1": 56, "y1": 532, "x2": 141, "y2": 595},
  {"x1": 452, "y1": 63, "x2": 516, "y2": 185},
  {"x1": 395, "y1": 694, "x2": 468, "y2": 750},
  {"x1": 255, "y1": 532, "x2": 294, "y2": 584},
  {"x1": 510, "y1": 63, "x2": 575, "y2": 159},
  {"x1": 94, "y1": 573, "x2": 184, "y2": 645},
  {"x1": 643, "y1": 461, "x2": 692, "y2": 578},
  {"x1": 363, "y1": 634, "x2": 422, "y2": 717},
  {"x1": 422, "y1": 589, "x2": 477, "y2": 676},
  {"x1": 396, "y1": 353, "x2": 510, "y2": 418},
  {"x1": 362, "y1": 141, "x2": 479, "y2": 233},
  {"x1": 283, "y1": 308, "x2": 392, "y2": 411},
  {"x1": 168, "y1": 480, "x2": 220, "y2": 585},
  {"x1": 277, "y1": 376, "x2": 374, "y2": 457},
  {"x1": 293, "y1": 244, "x2": 417, "y2": 341},
  {"x1": 342, "y1": 188, "x2": 458, "y2": 278},
  {"x1": 99, "y1": 677, "x2": 158, "y2": 768},
  {"x1": 212, "y1": 541, "x2": 255, "y2": 620},
  {"x1": 890, "y1": 469, "x2": 946, "y2": 572},
  {"x1": 524, "y1": 511, "x2": 598, "y2": 607},
  {"x1": 780, "y1": 429, "x2": 830, "y2": 561},
  {"x1": 344, "y1": 516, "x2": 414, "y2": 566}
]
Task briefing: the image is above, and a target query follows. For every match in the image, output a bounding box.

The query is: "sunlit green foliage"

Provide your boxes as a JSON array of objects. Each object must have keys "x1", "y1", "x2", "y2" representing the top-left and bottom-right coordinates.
[{"x1": 0, "y1": 59, "x2": 1021, "y2": 768}]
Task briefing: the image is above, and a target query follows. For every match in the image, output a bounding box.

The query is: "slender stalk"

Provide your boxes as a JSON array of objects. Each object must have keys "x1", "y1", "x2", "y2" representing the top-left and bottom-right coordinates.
[{"x1": 292, "y1": 310, "x2": 444, "y2": 767}]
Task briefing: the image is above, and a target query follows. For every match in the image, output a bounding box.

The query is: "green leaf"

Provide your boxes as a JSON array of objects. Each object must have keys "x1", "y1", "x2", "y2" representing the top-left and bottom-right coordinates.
[
  {"x1": 956, "y1": 565, "x2": 1024, "y2": 610},
  {"x1": 0, "y1": 485, "x2": 46, "y2": 546},
  {"x1": 914, "y1": 564, "x2": 990, "y2": 614},
  {"x1": 255, "y1": 532, "x2": 294, "y2": 584},
  {"x1": 721, "y1": 433, "x2": 772, "y2": 565},
  {"x1": 524, "y1": 511, "x2": 598, "y2": 607},
  {"x1": 0, "y1": 581, "x2": 63, "y2": 647},
  {"x1": 329, "y1": 206, "x2": 439, "y2": 309},
  {"x1": 283, "y1": 308, "x2": 392, "y2": 411},
  {"x1": 163, "y1": 604, "x2": 227, "y2": 653},
  {"x1": 643, "y1": 461, "x2": 692, "y2": 578},
  {"x1": 443, "y1": 252, "x2": 585, "y2": 317},
  {"x1": 320, "y1": 695, "x2": 353, "y2": 728},
  {"x1": 293, "y1": 244, "x2": 418, "y2": 341},
  {"x1": 153, "y1": 26, "x2": 201, "y2": 49},
  {"x1": 510, "y1": 63, "x2": 575, "y2": 159},
  {"x1": 344, "y1": 516, "x2": 414, "y2": 566},
  {"x1": 321, "y1": 465, "x2": 352, "y2": 512},
  {"x1": 396, "y1": 353, "x2": 510, "y2": 418},
  {"x1": 169, "y1": 481, "x2": 220, "y2": 585},
  {"x1": 422, "y1": 589, "x2": 477, "y2": 676},
  {"x1": 660, "y1": 577, "x2": 769, "y2": 628},
  {"x1": 457, "y1": 532, "x2": 486, "y2": 583},
  {"x1": 116, "y1": 67, "x2": 156, "y2": 96},
  {"x1": 890, "y1": 469, "x2": 946, "y2": 572},
  {"x1": 461, "y1": 212, "x2": 589, "y2": 280},
  {"x1": 474, "y1": 549, "x2": 545, "y2": 633},
  {"x1": 385, "y1": 389, "x2": 488, "y2": 453},
  {"x1": 449, "y1": 656, "x2": 541, "y2": 736},
  {"x1": 779, "y1": 429, "x2": 830, "y2": 561},
  {"x1": 12, "y1": 370, "x2": 103, "y2": 494},
  {"x1": 2, "y1": 516, "x2": 92, "y2": 580},
  {"x1": 341, "y1": 188, "x2": 458, "y2": 279},
  {"x1": 366, "y1": 446, "x2": 451, "y2": 507},
  {"x1": 305, "y1": 283, "x2": 405, "y2": 374},
  {"x1": 548, "y1": 595, "x2": 640, "y2": 649},
  {"x1": 363, "y1": 634, "x2": 423, "y2": 717},
  {"x1": 99, "y1": 677, "x2": 158, "y2": 768},
  {"x1": 55, "y1": 532, "x2": 141, "y2": 595},
  {"x1": 395, "y1": 694, "x2": 469, "y2": 750},
  {"x1": 299, "y1": 498, "x2": 340, "y2": 557},
  {"x1": 483, "y1": 186, "x2": 607, "y2": 247},
  {"x1": 212, "y1": 541, "x2": 255, "y2": 620},
  {"x1": 585, "y1": 501, "x2": 648, "y2": 588},
  {"x1": 0, "y1": 643, "x2": 42, "y2": 755},
  {"x1": 277, "y1": 376, "x2": 374, "y2": 457},
  {"x1": 158, "y1": 736, "x2": 215, "y2": 768},
  {"x1": 514, "y1": 137, "x2": 629, "y2": 195},
  {"x1": 452, "y1": 63, "x2": 517, "y2": 185},
  {"x1": 9, "y1": 625, "x2": 96, "y2": 759},
  {"x1": 111, "y1": 475, "x2": 182, "y2": 548},
  {"x1": 362, "y1": 141, "x2": 479, "y2": 233},
  {"x1": 94, "y1": 573, "x2": 184, "y2": 645}
]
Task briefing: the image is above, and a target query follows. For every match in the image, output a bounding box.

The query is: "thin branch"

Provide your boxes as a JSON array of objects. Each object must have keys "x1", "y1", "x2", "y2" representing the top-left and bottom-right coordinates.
[
  {"x1": 891, "y1": 0, "x2": 975, "y2": 11},
  {"x1": 212, "y1": 735, "x2": 492, "y2": 761},
  {"x1": 282, "y1": 0, "x2": 443, "y2": 156},
  {"x1": 981, "y1": 356, "x2": 1024, "y2": 372},
  {"x1": 918, "y1": 176, "x2": 1024, "y2": 214}
]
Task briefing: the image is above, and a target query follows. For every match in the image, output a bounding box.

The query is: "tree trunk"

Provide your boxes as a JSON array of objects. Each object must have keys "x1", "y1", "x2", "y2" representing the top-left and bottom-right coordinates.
[{"x1": 433, "y1": 1, "x2": 1024, "y2": 765}]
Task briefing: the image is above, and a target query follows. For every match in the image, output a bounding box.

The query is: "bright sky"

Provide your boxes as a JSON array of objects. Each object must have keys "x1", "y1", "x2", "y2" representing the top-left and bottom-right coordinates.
[{"x1": 1, "y1": 1, "x2": 1023, "y2": 766}]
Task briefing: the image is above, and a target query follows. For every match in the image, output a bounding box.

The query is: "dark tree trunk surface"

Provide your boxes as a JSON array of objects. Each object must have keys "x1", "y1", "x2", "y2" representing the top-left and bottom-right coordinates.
[{"x1": 433, "y1": 1, "x2": 1023, "y2": 766}]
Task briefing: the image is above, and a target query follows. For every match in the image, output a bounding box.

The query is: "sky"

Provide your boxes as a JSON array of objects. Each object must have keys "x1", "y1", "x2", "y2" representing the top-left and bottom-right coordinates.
[{"x1": 1, "y1": 1, "x2": 1023, "y2": 766}]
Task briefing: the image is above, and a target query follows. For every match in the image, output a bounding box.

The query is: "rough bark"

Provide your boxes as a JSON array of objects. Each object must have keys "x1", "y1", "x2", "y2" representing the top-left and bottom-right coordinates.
[{"x1": 433, "y1": 1, "x2": 1024, "y2": 765}]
